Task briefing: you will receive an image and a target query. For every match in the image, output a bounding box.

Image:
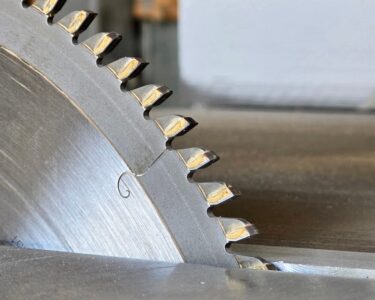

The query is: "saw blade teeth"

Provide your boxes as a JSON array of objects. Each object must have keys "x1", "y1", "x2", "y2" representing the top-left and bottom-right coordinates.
[
  {"x1": 155, "y1": 115, "x2": 197, "y2": 140},
  {"x1": 58, "y1": 10, "x2": 97, "y2": 38},
  {"x1": 219, "y1": 218, "x2": 258, "y2": 242},
  {"x1": 131, "y1": 85, "x2": 172, "y2": 110},
  {"x1": 31, "y1": 0, "x2": 66, "y2": 17},
  {"x1": 18, "y1": 1, "x2": 257, "y2": 268},
  {"x1": 107, "y1": 57, "x2": 148, "y2": 82},
  {"x1": 198, "y1": 182, "x2": 239, "y2": 206},
  {"x1": 177, "y1": 148, "x2": 219, "y2": 171},
  {"x1": 83, "y1": 32, "x2": 122, "y2": 58}
]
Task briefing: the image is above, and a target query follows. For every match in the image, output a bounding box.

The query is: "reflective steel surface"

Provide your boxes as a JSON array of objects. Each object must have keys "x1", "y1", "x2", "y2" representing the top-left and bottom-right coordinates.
[
  {"x1": 0, "y1": 46, "x2": 182, "y2": 262},
  {"x1": 0, "y1": 0, "x2": 239, "y2": 268},
  {"x1": 1, "y1": 247, "x2": 374, "y2": 300}
]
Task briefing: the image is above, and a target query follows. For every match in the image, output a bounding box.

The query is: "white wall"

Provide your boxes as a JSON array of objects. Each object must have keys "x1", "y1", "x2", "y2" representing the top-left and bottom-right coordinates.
[{"x1": 179, "y1": 0, "x2": 375, "y2": 109}]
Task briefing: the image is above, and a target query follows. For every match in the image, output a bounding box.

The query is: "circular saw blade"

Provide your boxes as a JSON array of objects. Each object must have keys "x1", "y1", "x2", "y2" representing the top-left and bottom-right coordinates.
[{"x1": 0, "y1": 0, "x2": 257, "y2": 268}]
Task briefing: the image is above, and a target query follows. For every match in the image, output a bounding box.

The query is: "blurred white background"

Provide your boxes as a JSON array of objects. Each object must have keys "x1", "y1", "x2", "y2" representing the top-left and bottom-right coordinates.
[{"x1": 179, "y1": 0, "x2": 375, "y2": 109}]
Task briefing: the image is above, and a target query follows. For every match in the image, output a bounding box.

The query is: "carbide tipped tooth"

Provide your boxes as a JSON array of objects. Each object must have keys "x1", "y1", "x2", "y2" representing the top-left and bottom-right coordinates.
[
  {"x1": 155, "y1": 115, "x2": 197, "y2": 139},
  {"x1": 235, "y1": 256, "x2": 270, "y2": 270},
  {"x1": 83, "y1": 32, "x2": 122, "y2": 58},
  {"x1": 107, "y1": 57, "x2": 148, "y2": 82},
  {"x1": 220, "y1": 218, "x2": 258, "y2": 242},
  {"x1": 58, "y1": 11, "x2": 97, "y2": 37},
  {"x1": 177, "y1": 148, "x2": 219, "y2": 171},
  {"x1": 31, "y1": 0, "x2": 66, "y2": 17},
  {"x1": 131, "y1": 85, "x2": 172, "y2": 110},
  {"x1": 198, "y1": 182, "x2": 239, "y2": 206}
]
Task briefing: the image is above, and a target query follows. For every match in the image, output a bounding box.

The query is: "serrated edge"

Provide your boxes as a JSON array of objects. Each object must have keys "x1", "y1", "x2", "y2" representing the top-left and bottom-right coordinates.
[{"x1": 23, "y1": 0, "x2": 258, "y2": 268}]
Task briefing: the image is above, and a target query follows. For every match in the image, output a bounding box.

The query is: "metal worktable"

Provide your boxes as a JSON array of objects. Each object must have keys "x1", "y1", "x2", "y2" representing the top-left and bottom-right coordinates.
[{"x1": 1, "y1": 247, "x2": 374, "y2": 300}]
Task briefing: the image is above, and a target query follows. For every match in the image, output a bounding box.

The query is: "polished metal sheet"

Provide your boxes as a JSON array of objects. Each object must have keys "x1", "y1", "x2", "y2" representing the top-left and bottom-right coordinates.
[{"x1": 1, "y1": 247, "x2": 374, "y2": 300}]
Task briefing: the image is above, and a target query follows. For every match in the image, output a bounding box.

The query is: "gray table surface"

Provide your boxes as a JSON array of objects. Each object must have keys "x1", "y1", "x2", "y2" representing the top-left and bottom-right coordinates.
[{"x1": 1, "y1": 247, "x2": 374, "y2": 300}]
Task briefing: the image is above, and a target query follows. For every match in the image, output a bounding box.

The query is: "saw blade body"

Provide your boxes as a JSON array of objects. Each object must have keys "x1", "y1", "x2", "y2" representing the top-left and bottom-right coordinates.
[{"x1": 0, "y1": 0, "x2": 256, "y2": 268}]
